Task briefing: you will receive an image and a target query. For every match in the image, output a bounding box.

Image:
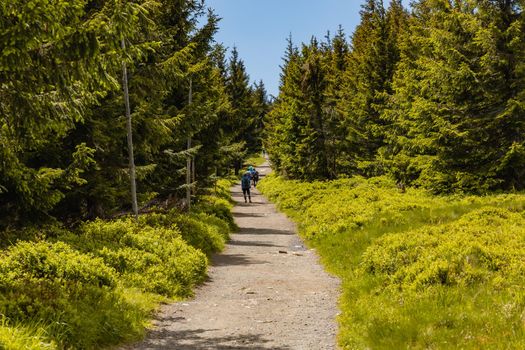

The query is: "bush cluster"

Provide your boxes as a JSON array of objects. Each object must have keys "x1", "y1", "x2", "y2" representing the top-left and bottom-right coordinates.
[
  {"x1": 194, "y1": 178, "x2": 238, "y2": 230},
  {"x1": 0, "y1": 241, "x2": 115, "y2": 319},
  {"x1": 362, "y1": 208, "x2": 525, "y2": 291},
  {"x1": 69, "y1": 218, "x2": 207, "y2": 296},
  {"x1": 0, "y1": 241, "x2": 133, "y2": 349},
  {"x1": 258, "y1": 174, "x2": 525, "y2": 349},
  {"x1": 0, "y1": 186, "x2": 234, "y2": 349}
]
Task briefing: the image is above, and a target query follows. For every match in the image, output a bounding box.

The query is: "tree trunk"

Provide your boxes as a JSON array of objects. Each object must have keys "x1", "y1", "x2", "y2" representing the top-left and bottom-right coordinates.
[
  {"x1": 186, "y1": 78, "x2": 192, "y2": 211},
  {"x1": 122, "y1": 38, "x2": 138, "y2": 219}
]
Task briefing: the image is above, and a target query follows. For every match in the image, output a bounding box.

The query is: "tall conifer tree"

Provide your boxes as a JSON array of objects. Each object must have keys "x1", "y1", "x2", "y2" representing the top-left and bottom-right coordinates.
[
  {"x1": 339, "y1": 0, "x2": 407, "y2": 176},
  {"x1": 386, "y1": 0, "x2": 525, "y2": 192}
]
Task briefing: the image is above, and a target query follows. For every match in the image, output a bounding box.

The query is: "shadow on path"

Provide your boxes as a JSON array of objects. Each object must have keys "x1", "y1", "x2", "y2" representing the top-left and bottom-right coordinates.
[
  {"x1": 236, "y1": 227, "x2": 295, "y2": 236},
  {"x1": 137, "y1": 328, "x2": 291, "y2": 350},
  {"x1": 228, "y1": 239, "x2": 280, "y2": 248},
  {"x1": 233, "y1": 212, "x2": 267, "y2": 218},
  {"x1": 211, "y1": 253, "x2": 269, "y2": 267},
  {"x1": 120, "y1": 161, "x2": 338, "y2": 350}
]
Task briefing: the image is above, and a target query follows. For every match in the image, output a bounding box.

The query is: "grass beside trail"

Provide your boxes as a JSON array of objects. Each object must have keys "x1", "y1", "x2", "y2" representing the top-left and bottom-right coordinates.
[
  {"x1": 244, "y1": 154, "x2": 266, "y2": 168},
  {"x1": 258, "y1": 174, "x2": 525, "y2": 349},
  {"x1": 0, "y1": 179, "x2": 236, "y2": 350}
]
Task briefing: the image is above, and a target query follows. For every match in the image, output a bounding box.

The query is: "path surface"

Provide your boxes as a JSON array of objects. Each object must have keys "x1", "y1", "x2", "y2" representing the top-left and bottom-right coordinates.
[{"x1": 124, "y1": 163, "x2": 340, "y2": 349}]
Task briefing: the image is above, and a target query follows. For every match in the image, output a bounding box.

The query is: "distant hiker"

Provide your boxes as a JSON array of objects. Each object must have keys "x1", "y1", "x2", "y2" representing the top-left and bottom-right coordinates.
[
  {"x1": 247, "y1": 166, "x2": 256, "y2": 185},
  {"x1": 241, "y1": 171, "x2": 252, "y2": 203},
  {"x1": 252, "y1": 169, "x2": 259, "y2": 187}
]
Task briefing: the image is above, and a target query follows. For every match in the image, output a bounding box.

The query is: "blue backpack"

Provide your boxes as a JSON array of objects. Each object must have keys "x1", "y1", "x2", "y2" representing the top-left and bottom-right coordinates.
[{"x1": 241, "y1": 174, "x2": 251, "y2": 188}]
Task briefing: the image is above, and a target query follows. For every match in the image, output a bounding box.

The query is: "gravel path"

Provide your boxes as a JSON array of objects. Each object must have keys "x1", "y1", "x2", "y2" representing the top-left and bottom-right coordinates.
[{"x1": 123, "y1": 163, "x2": 340, "y2": 349}]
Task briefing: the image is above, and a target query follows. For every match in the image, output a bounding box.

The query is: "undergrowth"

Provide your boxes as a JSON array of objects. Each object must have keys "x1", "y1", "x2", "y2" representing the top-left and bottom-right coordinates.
[
  {"x1": 258, "y1": 174, "x2": 525, "y2": 349},
  {"x1": 0, "y1": 179, "x2": 235, "y2": 349}
]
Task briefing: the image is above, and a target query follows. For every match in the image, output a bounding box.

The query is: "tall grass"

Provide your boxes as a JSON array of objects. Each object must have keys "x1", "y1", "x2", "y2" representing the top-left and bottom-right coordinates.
[
  {"x1": 0, "y1": 317, "x2": 57, "y2": 350},
  {"x1": 258, "y1": 174, "x2": 525, "y2": 349}
]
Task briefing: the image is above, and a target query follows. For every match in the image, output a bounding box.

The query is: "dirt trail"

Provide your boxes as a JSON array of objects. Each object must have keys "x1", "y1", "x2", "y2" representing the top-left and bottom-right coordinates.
[{"x1": 124, "y1": 163, "x2": 340, "y2": 349}]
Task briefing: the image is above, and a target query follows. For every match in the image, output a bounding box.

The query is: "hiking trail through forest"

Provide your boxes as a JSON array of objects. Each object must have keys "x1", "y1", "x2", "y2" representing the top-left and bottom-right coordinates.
[{"x1": 123, "y1": 163, "x2": 340, "y2": 349}]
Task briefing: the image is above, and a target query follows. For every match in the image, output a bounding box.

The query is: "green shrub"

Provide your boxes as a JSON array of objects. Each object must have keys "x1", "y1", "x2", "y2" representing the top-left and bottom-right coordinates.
[
  {"x1": 0, "y1": 241, "x2": 115, "y2": 319},
  {"x1": 362, "y1": 208, "x2": 525, "y2": 291},
  {"x1": 0, "y1": 241, "x2": 149, "y2": 349},
  {"x1": 74, "y1": 218, "x2": 208, "y2": 297},
  {"x1": 195, "y1": 195, "x2": 236, "y2": 230},
  {"x1": 194, "y1": 212, "x2": 230, "y2": 239},
  {"x1": 0, "y1": 178, "x2": 235, "y2": 348},
  {"x1": 137, "y1": 210, "x2": 229, "y2": 255},
  {"x1": 170, "y1": 214, "x2": 225, "y2": 255}
]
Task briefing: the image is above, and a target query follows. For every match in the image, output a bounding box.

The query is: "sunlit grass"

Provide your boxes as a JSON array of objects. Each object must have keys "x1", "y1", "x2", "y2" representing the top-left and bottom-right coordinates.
[
  {"x1": 244, "y1": 153, "x2": 266, "y2": 167},
  {"x1": 0, "y1": 317, "x2": 57, "y2": 350},
  {"x1": 259, "y1": 174, "x2": 525, "y2": 349}
]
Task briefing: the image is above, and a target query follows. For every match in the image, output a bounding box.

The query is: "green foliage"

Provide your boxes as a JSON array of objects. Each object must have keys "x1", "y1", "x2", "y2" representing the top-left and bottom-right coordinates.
[
  {"x1": 196, "y1": 195, "x2": 235, "y2": 227},
  {"x1": 266, "y1": 2, "x2": 407, "y2": 180},
  {"x1": 194, "y1": 178, "x2": 237, "y2": 229},
  {"x1": 384, "y1": 0, "x2": 525, "y2": 193},
  {"x1": 339, "y1": 0, "x2": 408, "y2": 176},
  {"x1": 0, "y1": 241, "x2": 115, "y2": 319},
  {"x1": 363, "y1": 208, "x2": 525, "y2": 290},
  {"x1": 170, "y1": 214, "x2": 226, "y2": 256},
  {"x1": 72, "y1": 218, "x2": 207, "y2": 296},
  {"x1": 1, "y1": 0, "x2": 246, "y2": 347},
  {"x1": 0, "y1": 187, "x2": 233, "y2": 348},
  {"x1": 259, "y1": 174, "x2": 525, "y2": 348},
  {"x1": 265, "y1": 36, "x2": 334, "y2": 179},
  {"x1": 0, "y1": 317, "x2": 58, "y2": 350},
  {"x1": 0, "y1": 241, "x2": 143, "y2": 349},
  {"x1": 0, "y1": 0, "x2": 267, "y2": 225},
  {"x1": 223, "y1": 47, "x2": 267, "y2": 154},
  {"x1": 267, "y1": 1, "x2": 525, "y2": 194},
  {"x1": 0, "y1": 0, "x2": 152, "y2": 224}
]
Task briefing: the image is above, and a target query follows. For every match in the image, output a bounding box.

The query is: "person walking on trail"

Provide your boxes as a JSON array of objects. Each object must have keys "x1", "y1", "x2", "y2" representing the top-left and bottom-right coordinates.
[
  {"x1": 241, "y1": 171, "x2": 252, "y2": 203},
  {"x1": 252, "y1": 169, "x2": 259, "y2": 187},
  {"x1": 248, "y1": 165, "x2": 259, "y2": 187}
]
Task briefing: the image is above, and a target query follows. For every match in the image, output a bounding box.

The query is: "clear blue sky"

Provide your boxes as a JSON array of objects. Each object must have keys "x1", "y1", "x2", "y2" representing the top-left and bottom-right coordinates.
[{"x1": 205, "y1": 0, "x2": 411, "y2": 98}]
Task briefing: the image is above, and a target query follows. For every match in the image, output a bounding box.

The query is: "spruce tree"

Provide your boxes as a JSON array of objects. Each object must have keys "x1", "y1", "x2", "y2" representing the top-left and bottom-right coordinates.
[
  {"x1": 339, "y1": 0, "x2": 407, "y2": 176},
  {"x1": 299, "y1": 38, "x2": 330, "y2": 179},
  {"x1": 265, "y1": 36, "x2": 304, "y2": 176},
  {"x1": 0, "y1": 0, "x2": 148, "y2": 223},
  {"x1": 266, "y1": 36, "x2": 334, "y2": 180},
  {"x1": 323, "y1": 27, "x2": 351, "y2": 176},
  {"x1": 386, "y1": 0, "x2": 525, "y2": 192},
  {"x1": 225, "y1": 47, "x2": 258, "y2": 152},
  {"x1": 252, "y1": 80, "x2": 270, "y2": 152}
]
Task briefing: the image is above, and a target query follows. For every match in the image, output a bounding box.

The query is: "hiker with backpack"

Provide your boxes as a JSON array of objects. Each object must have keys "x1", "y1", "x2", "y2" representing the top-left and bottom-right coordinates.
[
  {"x1": 247, "y1": 166, "x2": 259, "y2": 187},
  {"x1": 241, "y1": 171, "x2": 252, "y2": 203},
  {"x1": 252, "y1": 169, "x2": 259, "y2": 187}
]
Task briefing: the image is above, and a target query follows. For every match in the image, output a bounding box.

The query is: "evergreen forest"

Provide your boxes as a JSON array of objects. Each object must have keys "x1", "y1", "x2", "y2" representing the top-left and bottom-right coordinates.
[
  {"x1": 266, "y1": 0, "x2": 525, "y2": 194},
  {"x1": 1, "y1": 0, "x2": 268, "y2": 226},
  {"x1": 0, "y1": 0, "x2": 267, "y2": 348},
  {"x1": 261, "y1": 0, "x2": 525, "y2": 348}
]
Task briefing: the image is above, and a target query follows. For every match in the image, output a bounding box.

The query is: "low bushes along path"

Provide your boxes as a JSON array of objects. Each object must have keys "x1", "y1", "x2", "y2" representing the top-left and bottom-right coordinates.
[{"x1": 124, "y1": 163, "x2": 340, "y2": 349}]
